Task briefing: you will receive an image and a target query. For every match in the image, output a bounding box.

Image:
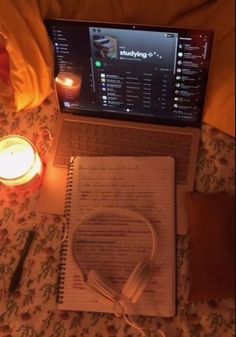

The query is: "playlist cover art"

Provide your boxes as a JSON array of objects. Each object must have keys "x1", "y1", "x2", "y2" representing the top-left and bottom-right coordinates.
[{"x1": 93, "y1": 35, "x2": 118, "y2": 60}]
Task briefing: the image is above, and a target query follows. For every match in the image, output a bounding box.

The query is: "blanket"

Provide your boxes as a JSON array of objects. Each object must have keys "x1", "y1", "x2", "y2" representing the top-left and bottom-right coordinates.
[{"x1": 0, "y1": 0, "x2": 235, "y2": 137}]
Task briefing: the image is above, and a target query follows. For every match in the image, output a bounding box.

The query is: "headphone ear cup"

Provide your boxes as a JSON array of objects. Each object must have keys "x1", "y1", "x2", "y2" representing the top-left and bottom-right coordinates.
[
  {"x1": 86, "y1": 270, "x2": 120, "y2": 305},
  {"x1": 122, "y1": 259, "x2": 154, "y2": 303}
]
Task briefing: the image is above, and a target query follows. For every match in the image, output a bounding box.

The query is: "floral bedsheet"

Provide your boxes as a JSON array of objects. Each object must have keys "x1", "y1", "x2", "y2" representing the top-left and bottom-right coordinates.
[{"x1": 0, "y1": 95, "x2": 235, "y2": 337}]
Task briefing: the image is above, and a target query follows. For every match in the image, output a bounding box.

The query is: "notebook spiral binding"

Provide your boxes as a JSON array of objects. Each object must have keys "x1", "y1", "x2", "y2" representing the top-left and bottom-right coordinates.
[{"x1": 57, "y1": 157, "x2": 75, "y2": 304}]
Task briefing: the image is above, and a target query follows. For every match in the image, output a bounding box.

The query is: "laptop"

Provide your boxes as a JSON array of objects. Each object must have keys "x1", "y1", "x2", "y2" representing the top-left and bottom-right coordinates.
[{"x1": 36, "y1": 19, "x2": 213, "y2": 235}]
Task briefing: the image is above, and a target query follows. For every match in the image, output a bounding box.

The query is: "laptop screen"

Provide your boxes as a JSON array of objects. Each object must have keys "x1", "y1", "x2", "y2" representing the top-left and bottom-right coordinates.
[{"x1": 45, "y1": 19, "x2": 213, "y2": 127}]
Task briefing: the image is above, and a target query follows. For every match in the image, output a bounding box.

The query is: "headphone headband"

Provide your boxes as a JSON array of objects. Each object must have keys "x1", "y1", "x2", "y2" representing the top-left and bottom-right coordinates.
[
  {"x1": 71, "y1": 207, "x2": 163, "y2": 337},
  {"x1": 72, "y1": 207, "x2": 158, "y2": 305},
  {"x1": 75, "y1": 207, "x2": 158, "y2": 260}
]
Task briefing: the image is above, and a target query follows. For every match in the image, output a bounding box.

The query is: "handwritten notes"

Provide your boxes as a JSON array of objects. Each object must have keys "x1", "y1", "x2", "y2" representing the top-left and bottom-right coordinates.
[{"x1": 59, "y1": 156, "x2": 176, "y2": 317}]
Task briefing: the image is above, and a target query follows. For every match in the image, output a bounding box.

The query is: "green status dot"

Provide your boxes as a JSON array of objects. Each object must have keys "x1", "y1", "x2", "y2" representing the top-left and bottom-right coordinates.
[{"x1": 95, "y1": 60, "x2": 102, "y2": 67}]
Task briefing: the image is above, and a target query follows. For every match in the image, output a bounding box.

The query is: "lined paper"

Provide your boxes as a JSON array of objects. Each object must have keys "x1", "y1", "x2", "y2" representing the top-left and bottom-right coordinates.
[{"x1": 59, "y1": 156, "x2": 176, "y2": 317}]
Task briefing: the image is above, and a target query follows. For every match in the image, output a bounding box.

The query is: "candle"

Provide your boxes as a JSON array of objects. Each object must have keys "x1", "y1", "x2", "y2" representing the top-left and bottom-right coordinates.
[
  {"x1": 0, "y1": 135, "x2": 43, "y2": 187},
  {"x1": 55, "y1": 72, "x2": 82, "y2": 102}
]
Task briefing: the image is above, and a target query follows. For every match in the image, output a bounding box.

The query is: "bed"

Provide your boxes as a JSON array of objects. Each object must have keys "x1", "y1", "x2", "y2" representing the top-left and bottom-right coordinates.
[{"x1": 0, "y1": 1, "x2": 235, "y2": 336}]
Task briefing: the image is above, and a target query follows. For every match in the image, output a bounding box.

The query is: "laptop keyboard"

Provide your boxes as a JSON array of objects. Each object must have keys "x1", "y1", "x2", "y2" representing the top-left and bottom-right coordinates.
[{"x1": 54, "y1": 120, "x2": 193, "y2": 184}]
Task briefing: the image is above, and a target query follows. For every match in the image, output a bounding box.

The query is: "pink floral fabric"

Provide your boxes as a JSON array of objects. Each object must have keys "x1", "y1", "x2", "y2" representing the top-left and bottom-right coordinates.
[{"x1": 0, "y1": 94, "x2": 235, "y2": 337}]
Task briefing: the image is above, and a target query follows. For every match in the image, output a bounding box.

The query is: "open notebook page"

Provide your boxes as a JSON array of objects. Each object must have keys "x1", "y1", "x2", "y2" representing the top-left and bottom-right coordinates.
[{"x1": 58, "y1": 156, "x2": 176, "y2": 317}]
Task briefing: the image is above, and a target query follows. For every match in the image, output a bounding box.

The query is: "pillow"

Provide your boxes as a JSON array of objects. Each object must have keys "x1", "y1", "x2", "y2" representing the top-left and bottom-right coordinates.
[
  {"x1": 0, "y1": 35, "x2": 14, "y2": 107},
  {"x1": 0, "y1": 0, "x2": 234, "y2": 138},
  {"x1": 0, "y1": 35, "x2": 9, "y2": 83},
  {"x1": 0, "y1": 0, "x2": 207, "y2": 112},
  {"x1": 185, "y1": 192, "x2": 235, "y2": 301}
]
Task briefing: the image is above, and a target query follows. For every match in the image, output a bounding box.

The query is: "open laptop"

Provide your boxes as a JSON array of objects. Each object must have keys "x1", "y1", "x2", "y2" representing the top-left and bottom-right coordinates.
[{"x1": 36, "y1": 19, "x2": 213, "y2": 235}]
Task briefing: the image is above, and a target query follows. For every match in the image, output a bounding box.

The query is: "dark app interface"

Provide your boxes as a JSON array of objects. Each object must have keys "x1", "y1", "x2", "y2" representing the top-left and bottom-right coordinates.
[
  {"x1": 90, "y1": 28, "x2": 178, "y2": 119},
  {"x1": 49, "y1": 22, "x2": 212, "y2": 125}
]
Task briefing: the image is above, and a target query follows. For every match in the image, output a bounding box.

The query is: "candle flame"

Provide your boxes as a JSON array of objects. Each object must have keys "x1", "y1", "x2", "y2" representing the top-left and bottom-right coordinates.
[
  {"x1": 55, "y1": 76, "x2": 74, "y2": 87},
  {"x1": 64, "y1": 78, "x2": 74, "y2": 86},
  {"x1": 0, "y1": 144, "x2": 34, "y2": 179}
]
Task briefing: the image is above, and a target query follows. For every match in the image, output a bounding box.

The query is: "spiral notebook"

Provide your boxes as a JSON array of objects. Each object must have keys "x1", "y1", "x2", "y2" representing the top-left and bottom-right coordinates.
[{"x1": 57, "y1": 156, "x2": 176, "y2": 317}]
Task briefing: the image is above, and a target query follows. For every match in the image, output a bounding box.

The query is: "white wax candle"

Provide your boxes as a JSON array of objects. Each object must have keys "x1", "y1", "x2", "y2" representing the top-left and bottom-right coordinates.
[{"x1": 0, "y1": 135, "x2": 42, "y2": 186}]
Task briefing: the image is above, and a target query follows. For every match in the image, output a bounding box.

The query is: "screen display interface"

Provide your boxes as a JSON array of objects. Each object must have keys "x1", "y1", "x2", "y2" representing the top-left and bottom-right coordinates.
[{"x1": 46, "y1": 20, "x2": 213, "y2": 127}]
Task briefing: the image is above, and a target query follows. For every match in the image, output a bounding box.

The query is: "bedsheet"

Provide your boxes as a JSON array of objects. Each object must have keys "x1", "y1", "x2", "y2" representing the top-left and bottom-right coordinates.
[
  {"x1": 0, "y1": 94, "x2": 235, "y2": 337},
  {"x1": 0, "y1": 0, "x2": 235, "y2": 137}
]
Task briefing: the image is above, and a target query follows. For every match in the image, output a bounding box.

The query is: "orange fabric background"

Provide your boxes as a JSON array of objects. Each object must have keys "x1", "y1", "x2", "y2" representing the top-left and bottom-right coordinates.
[{"x1": 0, "y1": 0, "x2": 235, "y2": 136}]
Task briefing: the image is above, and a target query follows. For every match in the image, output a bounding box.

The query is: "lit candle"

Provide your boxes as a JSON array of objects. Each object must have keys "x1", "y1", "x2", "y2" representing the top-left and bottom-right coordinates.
[
  {"x1": 0, "y1": 135, "x2": 43, "y2": 187},
  {"x1": 55, "y1": 73, "x2": 82, "y2": 101}
]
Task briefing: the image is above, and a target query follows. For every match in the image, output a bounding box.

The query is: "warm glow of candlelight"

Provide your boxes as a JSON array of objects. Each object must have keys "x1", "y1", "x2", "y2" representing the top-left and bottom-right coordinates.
[
  {"x1": 55, "y1": 72, "x2": 83, "y2": 103},
  {"x1": 55, "y1": 76, "x2": 74, "y2": 87},
  {"x1": 0, "y1": 135, "x2": 43, "y2": 187}
]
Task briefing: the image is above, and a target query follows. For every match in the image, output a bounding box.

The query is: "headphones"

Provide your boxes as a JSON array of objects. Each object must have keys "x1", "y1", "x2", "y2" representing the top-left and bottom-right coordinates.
[{"x1": 71, "y1": 207, "x2": 158, "y2": 308}]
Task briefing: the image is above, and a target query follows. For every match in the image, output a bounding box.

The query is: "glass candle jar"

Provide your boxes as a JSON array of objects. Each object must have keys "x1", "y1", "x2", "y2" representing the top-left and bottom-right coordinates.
[{"x1": 0, "y1": 135, "x2": 43, "y2": 187}]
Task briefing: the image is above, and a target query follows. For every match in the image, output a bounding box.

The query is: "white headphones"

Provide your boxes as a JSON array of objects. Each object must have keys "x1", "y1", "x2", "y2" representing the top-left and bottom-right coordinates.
[{"x1": 71, "y1": 207, "x2": 158, "y2": 307}]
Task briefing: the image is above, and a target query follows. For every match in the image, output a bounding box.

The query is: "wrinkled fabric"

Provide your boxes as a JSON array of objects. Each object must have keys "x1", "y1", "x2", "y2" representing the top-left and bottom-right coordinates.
[{"x1": 0, "y1": 0, "x2": 234, "y2": 136}]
